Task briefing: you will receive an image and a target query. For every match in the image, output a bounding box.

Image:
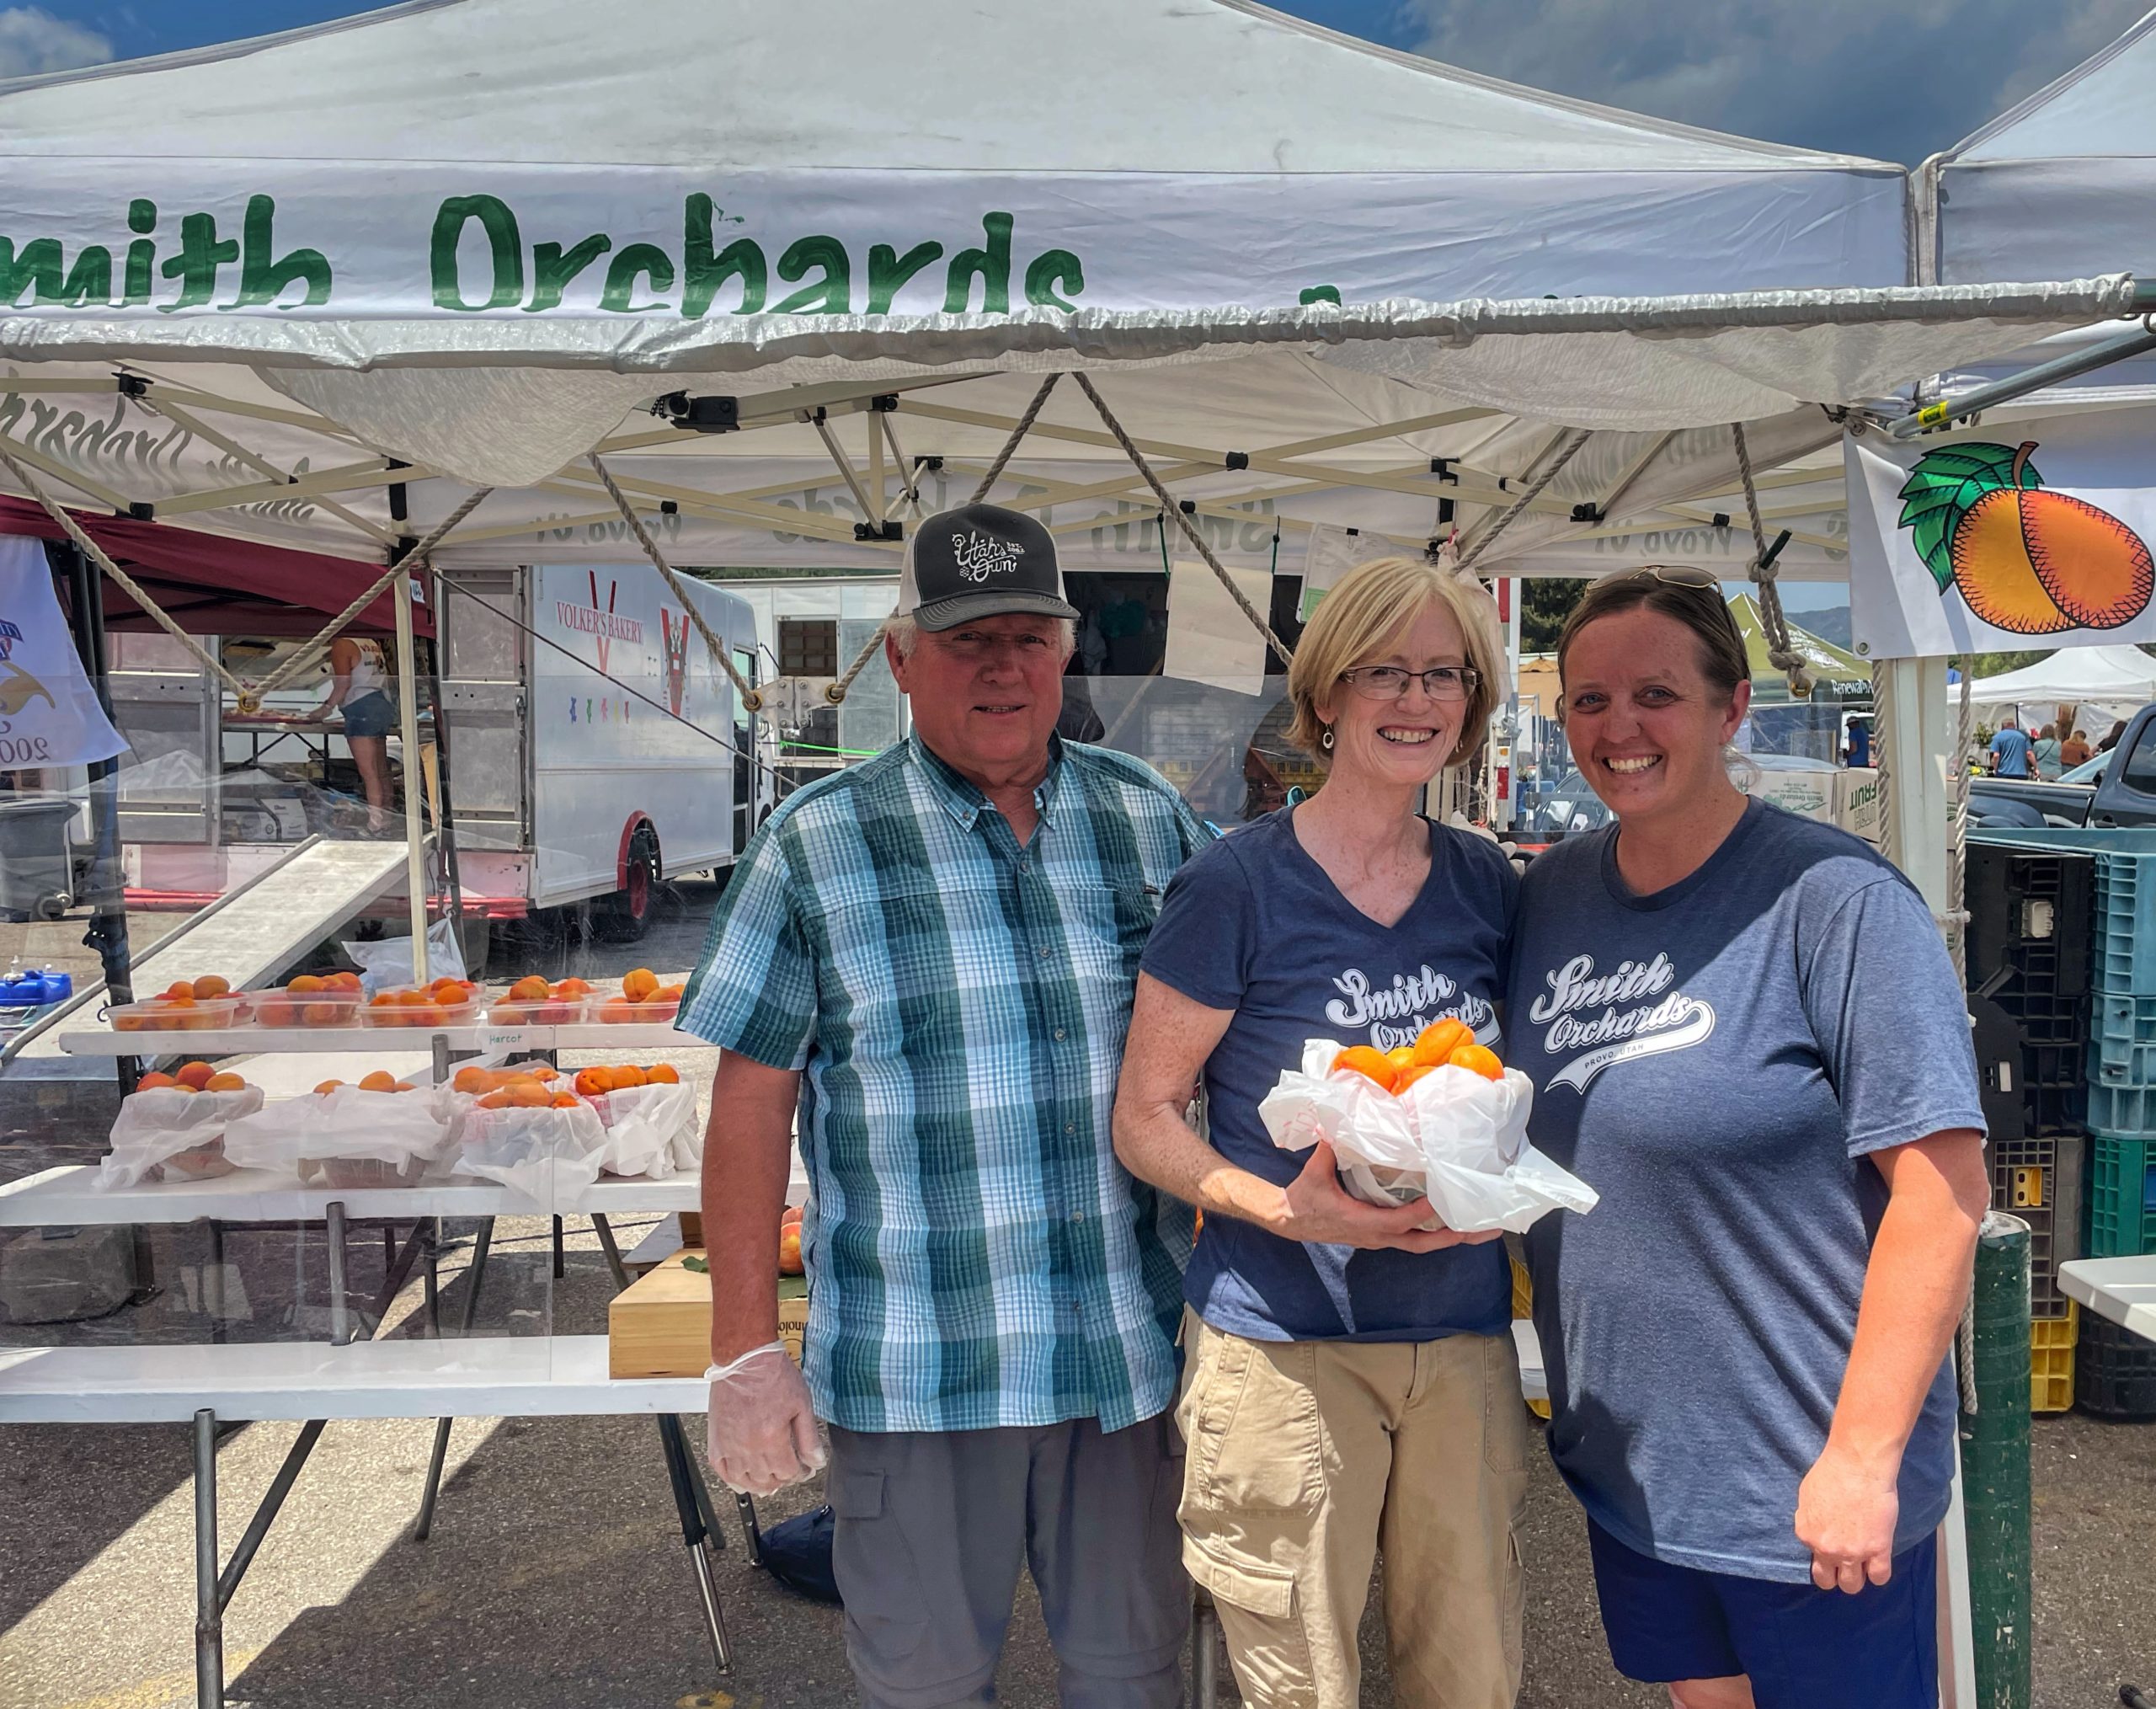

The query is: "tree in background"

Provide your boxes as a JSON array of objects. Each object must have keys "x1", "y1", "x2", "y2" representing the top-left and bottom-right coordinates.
[{"x1": 1520, "y1": 579, "x2": 1588, "y2": 654}]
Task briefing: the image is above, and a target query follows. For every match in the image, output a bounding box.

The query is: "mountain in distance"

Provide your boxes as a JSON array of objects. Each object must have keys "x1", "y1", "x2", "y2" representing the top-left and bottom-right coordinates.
[{"x1": 1795, "y1": 605, "x2": 1851, "y2": 648}]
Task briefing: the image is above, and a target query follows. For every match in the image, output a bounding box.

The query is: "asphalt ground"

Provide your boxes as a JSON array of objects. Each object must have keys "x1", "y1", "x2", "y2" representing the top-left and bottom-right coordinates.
[{"x1": 3, "y1": 875, "x2": 2153, "y2": 1707}]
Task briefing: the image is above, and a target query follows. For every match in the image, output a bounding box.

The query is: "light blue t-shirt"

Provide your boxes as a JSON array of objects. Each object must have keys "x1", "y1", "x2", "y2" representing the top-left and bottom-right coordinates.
[
  {"x1": 1141, "y1": 808, "x2": 1516, "y2": 1342},
  {"x1": 1989, "y1": 727, "x2": 2032, "y2": 777},
  {"x1": 1506, "y1": 799, "x2": 1986, "y2": 1583}
]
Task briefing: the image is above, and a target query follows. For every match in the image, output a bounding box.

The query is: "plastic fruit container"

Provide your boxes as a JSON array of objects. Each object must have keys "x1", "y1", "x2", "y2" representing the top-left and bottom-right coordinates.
[
  {"x1": 595, "y1": 996, "x2": 682, "y2": 1024},
  {"x1": 155, "y1": 1141, "x2": 236, "y2": 1182},
  {"x1": 249, "y1": 990, "x2": 367, "y2": 1028},
  {"x1": 487, "y1": 994, "x2": 593, "y2": 1026},
  {"x1": 298, "y1": 1154, "x2": 428, "y2": 1189},
  {"x1": 109, "y1": 996, "x2": 250, "y2": 1033},
  {"x1": 360, "y1": 985, "x2": 486, "y2": 1028}
]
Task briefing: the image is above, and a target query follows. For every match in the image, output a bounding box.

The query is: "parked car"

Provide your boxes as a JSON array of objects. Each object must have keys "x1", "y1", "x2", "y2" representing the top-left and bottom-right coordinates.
[{"x1": 1969, "y1": 704, "x2": 2156, "y2": 829}]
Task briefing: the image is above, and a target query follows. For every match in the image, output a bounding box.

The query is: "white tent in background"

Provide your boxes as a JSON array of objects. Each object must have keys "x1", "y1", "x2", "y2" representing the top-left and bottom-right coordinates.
[
  {"x1": 1969, "y1": 645, "x2": 2156, "y2": 724},
  {"x1": 0, "y1": 0, "x2": 2127, "y2": 584}
]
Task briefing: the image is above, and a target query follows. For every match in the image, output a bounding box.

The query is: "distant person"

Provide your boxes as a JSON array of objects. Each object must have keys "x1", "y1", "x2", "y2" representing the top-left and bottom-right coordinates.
[
  {"x1": 2099, "y1": 719, "x2": 2128, "y2": 756},
  {"x1": 2061, "y1": 729, "x2": 2093, "y2": 769},
  {"x1": 2032, "y1": 724, "x2": 2063, "y2": 781},
  {"x1": 302, "y1": 635, "x2": 396, "y2": 833},
  {"x1": 1988, "y1": 723, "x2": 2031, "y2": 777},
  {"x1": 1845, "y1": 720, "x2": 1871, "y2": 769}
]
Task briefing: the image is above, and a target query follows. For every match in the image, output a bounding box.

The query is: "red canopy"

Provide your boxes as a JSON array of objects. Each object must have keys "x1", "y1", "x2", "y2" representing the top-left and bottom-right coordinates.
[{"x1": 1, "y1": 499, "x2": 434, "y2": 638}]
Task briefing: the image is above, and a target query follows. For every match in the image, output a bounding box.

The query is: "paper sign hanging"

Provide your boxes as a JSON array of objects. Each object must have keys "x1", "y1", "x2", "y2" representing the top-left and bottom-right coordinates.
[
  {"x1": 1164, "y1": 558, "x2": 1273, "y2": 696},
  {"x1": 0, "y1": 534, "x2": 128, "y2": 769},
  {"x1": 1299, "y1": 525, "x2": 1396, "y2": 621},
  {"x1": 1847, "y1": 415, "x2": 2156, "y2": 661}
]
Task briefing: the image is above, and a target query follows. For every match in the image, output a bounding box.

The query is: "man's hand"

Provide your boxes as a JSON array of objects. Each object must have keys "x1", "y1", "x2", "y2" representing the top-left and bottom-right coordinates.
[
  {"x1": 1795, "y1": 1443, "x2": 1900, "y2": 1594},
  {"x1": 1270, "y1": 1140, "x2": 1500, "y2": 1253},
  {"x1": 705, "y1": 1343, "x2": 826, "y2": 1497}
]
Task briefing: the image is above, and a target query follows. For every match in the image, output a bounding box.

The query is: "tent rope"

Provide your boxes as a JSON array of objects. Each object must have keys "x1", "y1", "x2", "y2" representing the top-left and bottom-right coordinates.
[
  {"x1": 1732, "y1": 423, "x2": 1815, "y2": 699},
  {"x1": 1454, "y1": 428, "x2": 1593, "y2": 572},
  {"x1": 825, "y1": 372, "x2": 1067, "y2": 705},
  {"x1": 588, "y1": 454, "x2": 762, "y2": 713},
  {"x1": 1949, "y1": 654, "x2": 1978, "y2": 1415},
  {"x1": 1071, "y1": 371, "x2": 1292, "y2": 667}
]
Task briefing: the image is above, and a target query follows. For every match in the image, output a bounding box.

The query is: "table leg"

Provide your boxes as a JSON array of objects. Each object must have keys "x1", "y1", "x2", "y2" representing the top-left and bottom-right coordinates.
[
  {"x1": 326, "y1": 1201, "x2": 350, "y2": 1347},
  {"x1": 194, "y1": 1409, "x2": 224, "y2": 1709},
  {"x1": 656, "y1": 1410, "x2": 731, "y2": 1674},
  {"x1": 205, "y1": 1220, "x2": 226, "y2": 1346},
  {"x1": 552, "y1": 1214, "x2": 564, "y2": 1279},
  {"x1": 422, "y1": 1222, "x2": 440, "y2": 1338},
  {"x1": 414, "y1": 1218, "x2": 494, "y2": 1542},
  {"x1": 734, "y1": 1492, "x2": 765, "y2": 1567}
]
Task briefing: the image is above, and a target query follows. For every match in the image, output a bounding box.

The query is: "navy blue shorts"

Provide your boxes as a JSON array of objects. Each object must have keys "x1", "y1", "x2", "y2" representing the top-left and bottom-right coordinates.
[
  {"x1": 340, "y1": 691, "x2": 395, "y2": 738},
  {"x1": 1587, "y1": 1517, "x2": 1938, "y2": 1709}
]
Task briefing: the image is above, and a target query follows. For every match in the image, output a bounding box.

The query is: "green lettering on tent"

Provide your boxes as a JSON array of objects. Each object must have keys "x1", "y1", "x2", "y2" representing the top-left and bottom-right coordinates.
[
  {"x1": 773, "y1": 235, "x2": 850, "y2": 315},
  {"x1": 944, "y1": 212, "x2": 1012, "y2": 314},
  {"x1": 866, "y1": 241, "x2": 944, "y2": 314},
  {"x1": 682, "y1": 195, "x2": 767, "y2": 318},
  {"x1": 600, "y1": 243, "x2": 675, "y2": 312},
  {"x1": 227, "y1": 196, "x2": 331, "y2": 310},
  {"x1": 157, "y1": 213, "x2": 238, "y2": 312},
  {"x1": 56, "y1": 247, "x2": 112, "y2": 306},
  {"x1": 123, "y1": 200, "x2": 157, "y2": 307},
  {"x1": 1299, "y1": 286, "x2": 1341, "y2": 306},
  {"x1": 1024, "y1": 249, "x2": 1084, "y2": 312},
  {"x1": 0, "y1": 238, "x2": 63, "y2": 306},
  {"x1": 527, "y1": 233, "x2": 612, "y2": 312},
  {"x1": 431, "y1": 195, "x2": 524, "y2": 312}
]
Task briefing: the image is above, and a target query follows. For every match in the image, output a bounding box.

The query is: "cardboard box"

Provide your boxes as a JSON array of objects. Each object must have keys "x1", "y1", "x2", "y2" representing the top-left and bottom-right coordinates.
[
  {"x1": 608, "y1": 1249, "x2": 807, "y2": 1379},
  {"x1": 1836, "y1": 766, "x2": 1884, "y2": 847}
]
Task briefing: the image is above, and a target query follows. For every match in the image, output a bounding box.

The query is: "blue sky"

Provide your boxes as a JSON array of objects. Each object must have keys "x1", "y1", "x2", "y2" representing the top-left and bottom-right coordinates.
[{"x1": 4, "y1": 0, "x2": 2147, "y2": 164}]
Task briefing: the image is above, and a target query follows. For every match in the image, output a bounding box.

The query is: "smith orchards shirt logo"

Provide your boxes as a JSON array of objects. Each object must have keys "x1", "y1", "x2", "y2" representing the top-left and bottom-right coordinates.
[
  {"x1": 1326, "y1": 964, "x2": 1496, "y2": 1053},
  {"x1": 1529, "y1": 951, "x2": 1715, "y2": 1092},
  {"x1": 951, "y1": 531, "x2": 1026, "y2": 583}
]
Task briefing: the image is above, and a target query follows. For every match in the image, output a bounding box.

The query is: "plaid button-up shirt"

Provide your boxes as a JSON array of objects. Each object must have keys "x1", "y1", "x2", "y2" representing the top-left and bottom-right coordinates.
[{"x1": 680, "y1": 734, "x2": 1208, "y2": 1434}]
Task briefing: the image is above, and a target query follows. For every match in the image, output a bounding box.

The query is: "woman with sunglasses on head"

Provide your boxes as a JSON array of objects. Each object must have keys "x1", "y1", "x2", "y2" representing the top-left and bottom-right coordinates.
[
  {"x1": 1114, "y1": 556, "x2": 1528, "y2": 1709},
  {"x1": 1508, "y1": 567, "x2": 1988, "y2": 1709}
]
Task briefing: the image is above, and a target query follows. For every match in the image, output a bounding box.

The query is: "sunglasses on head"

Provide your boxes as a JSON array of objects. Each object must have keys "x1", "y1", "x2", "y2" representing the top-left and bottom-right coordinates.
[{"x1": 1605, "y1": 565, "x2": 1718, "y2": 590}]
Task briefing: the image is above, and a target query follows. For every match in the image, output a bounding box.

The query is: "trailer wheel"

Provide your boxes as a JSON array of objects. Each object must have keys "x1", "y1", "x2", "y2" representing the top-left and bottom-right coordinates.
[{"x1": 597, "y1": 825, "x2": 659, "y2": 943}]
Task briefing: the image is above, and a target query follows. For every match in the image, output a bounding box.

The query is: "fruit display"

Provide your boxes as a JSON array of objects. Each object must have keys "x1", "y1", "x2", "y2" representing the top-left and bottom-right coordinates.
[
  {"x1": 595, "y1": 967, "x2": 687, "y2": 1023},
  {"x1": 779, "y1": 1203, "x2": 803, "y2": 1275},
  {"x1": 1332, "y1": 1019, "x2": 1505, "y2": 1094},
  {"x1": 109, "y1": 979, "x2": 249, "y2": 1032},
  {"x1": 136, "y1": 1061, "x2": 250, "y2": 1096},
  {"x1": 1898, "y1": 439, "x2": 2154, "y2": 636},
  {"x1": 491, "y1": 975, "x2": 597, "y2": 1024},
  {"x1": 250, "y1": 970, "x2": 366, "y2": 1027},
  {"x1": 450, "y1": 1062, "x2": 581, "y2": 1109},
  {"x1": 362, "y1": 977, "x2": 485, "y2": 1027},
  {"x1": 569, "y1": 1062, "x2": 681, "y2": 1095},
  {"x1": 101, "y1": 1063, "x2": 264, "y2": 1187}
]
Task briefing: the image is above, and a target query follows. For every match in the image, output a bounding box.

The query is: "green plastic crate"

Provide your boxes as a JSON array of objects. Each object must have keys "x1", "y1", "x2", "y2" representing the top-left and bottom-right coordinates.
[{"x1": 2087, "y1": 1131, "x2": 2156, "y2": 1258}]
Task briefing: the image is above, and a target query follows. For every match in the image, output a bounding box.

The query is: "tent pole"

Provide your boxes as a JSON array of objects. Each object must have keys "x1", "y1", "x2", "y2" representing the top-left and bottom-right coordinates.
[
  {"x1": 1890, "y1": 322, "x2": 2156, "y2": 437},
  {"x1": 392, "y1": 568, "x2": 429, "y2": 981}
]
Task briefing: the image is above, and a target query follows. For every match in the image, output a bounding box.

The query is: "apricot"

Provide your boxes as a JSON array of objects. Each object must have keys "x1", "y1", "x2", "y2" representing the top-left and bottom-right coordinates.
[
  {"x1": 358, "y1": 1070, "x2": 398, "y2": 1092},
  {"x1": 1446, "y1": 1043, "x2": 1505, "y2": 1082},
  {"x1": 1412, "y1": 1018, "x2": 1473, "y2": 1068},
  {"x1": 288, "y1": 974, "x2": 325, "y2": 994},
  {"x1": 555, "y1": 977, "x2": 594, "y2": 996},
  {"x1": 598, "y1": 999, "x2": 637, "y2": 1024},
  {"x1": 136, "y1": 1071, "x2": 179, "y2": 1091},
  {"x1": 611, "y1": 1065, "x2": 648, "y2": 1089},
  {"x1": 392, "y1": 1081, "x2": 417, "y2": 1093},
  {"x1": 646, "y1": 1063, "x2": 680, "y2": 1085},
  {"x1": 478, "y1": 1089, "x2": 512, "y2": 1110},
  {"x1": 192, "y1": 975, "x2": 231, "y2": 998},
  {"x1": 1331, "y1": 1044, "x2": 1397, "y2": 1092},
  {"x1": 509, "y1": 975, "x2": 551, "y2": 1002},
  {"x1": 1385, "y1": 1045, "x2": 1417, "y2": 1079},
  {"x1": 781, "y1": 1204, "x2": 803, "y2": 1228},
  {"x1": 551, "y1": 1091, "x2": 580, "y2": 1108},
  {"x1": 778, "y1": 1225, "x2": 803, "y2": 1276},
  {"x1": 314, "y1": 1079, "x2": 344, "y2": 1096},
  {"x1": 175, "y1": 1061, "x2": 216, "y2": 1091},
  {"x1": 452, "y1": 1065, "x2": 494, "y2": 1095},
  {"x1": 574, "y1": 1066, "x2": 613, "y2": 1097},
  {"x1": 163, "y1": 980, "x2": 195, "y2": 1001},
  {"x1": 327, "y1": 970, "x2": 363, "y2": 992},
  {"x1": 114, "y1": 1012, "x2": 146, "y2": 1032},
  {"x1": 1395, "y1": 1064, "x2": 1436, "y2": 1092},
  {"x1": 204, "y1": 1072, "x2": 246, "y2": 1092},
  {"x1": 304, "y1": 1002, "x2": 346, "y2": 1026},
  {"x1": 622, "y1": 968, "x2": 659, "y2": 1002}
]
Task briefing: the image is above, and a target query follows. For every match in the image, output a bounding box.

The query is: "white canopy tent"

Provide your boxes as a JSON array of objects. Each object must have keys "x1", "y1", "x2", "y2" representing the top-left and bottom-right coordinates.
[
  {"x1": 1969, "y1": 644, "x2": 2156, "y2": 725},
  {"x1": 0, "y1": 0, "x2": 2135, "y2": 592}
]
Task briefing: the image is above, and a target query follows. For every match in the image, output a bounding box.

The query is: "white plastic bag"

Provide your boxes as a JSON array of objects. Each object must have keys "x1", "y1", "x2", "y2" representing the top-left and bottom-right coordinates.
[
  {"x1": 222, "y1": 1085, "x2": 461, "y2": 1188},
  {"x1": 98, "y1": 1087, "x2": 266, "y2": 1188},
  {"x1": 1258, "y1": 1039, "x2": 1598, "y2": 1234},
  {"x1": 584, "y1": 1081, "x2": 700, "y2": 1178},
  {"x1": 339, "y1": 916, "x2": 467, "y2": 998},
  {"x1": 453, "y1": 1101, "x2": 608, "y2": 1206}
]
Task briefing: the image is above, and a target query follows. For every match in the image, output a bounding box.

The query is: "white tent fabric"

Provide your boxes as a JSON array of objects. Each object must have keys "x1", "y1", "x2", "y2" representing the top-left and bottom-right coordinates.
[
  {"x1": 1927, "y1": 6, "x2": 2156, "y2": 286},
  {"x1": 0, "y1": 0, "x2": 2137, "y2": 575},
  {"x1": 1969, "y1": 644, "x2": 2156, "y2": 710}
]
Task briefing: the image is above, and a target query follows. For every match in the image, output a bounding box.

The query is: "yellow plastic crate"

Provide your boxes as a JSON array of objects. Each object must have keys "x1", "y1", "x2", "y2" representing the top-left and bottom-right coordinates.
[
  {"x1": 1511, "y1": 1259, "x2": 1551, "y2": 1420},
  {"x1": 2031, "y1": 1303, "x2": 2079, "y2": 1414}
]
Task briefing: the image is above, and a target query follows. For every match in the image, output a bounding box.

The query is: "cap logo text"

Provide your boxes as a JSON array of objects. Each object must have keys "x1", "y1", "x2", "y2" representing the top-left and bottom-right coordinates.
[{"x1": 950, "y1": 531, "x2": 1025, "y2": 583}]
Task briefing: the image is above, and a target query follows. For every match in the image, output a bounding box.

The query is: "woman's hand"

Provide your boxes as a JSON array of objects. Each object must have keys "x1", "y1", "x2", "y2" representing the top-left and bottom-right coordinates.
[
  {"x1": 1795, "y1": 1442, "x2": 1900, "y2": 1593},
  {"x1": 1270, "y1": 1140, "x2": 1500, "y2": 1253}
]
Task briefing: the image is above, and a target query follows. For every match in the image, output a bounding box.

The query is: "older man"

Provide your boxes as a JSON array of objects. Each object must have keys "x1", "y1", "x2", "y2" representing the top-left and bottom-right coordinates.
[{"x1": 682, "y1": 503, "x2": 1206, "y2": 1709}]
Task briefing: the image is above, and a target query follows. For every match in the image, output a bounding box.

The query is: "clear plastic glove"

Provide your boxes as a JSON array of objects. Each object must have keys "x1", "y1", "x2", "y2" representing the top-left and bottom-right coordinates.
[{"x1": 704, "y1": 1343, "x2": 827, "y2": 1496}]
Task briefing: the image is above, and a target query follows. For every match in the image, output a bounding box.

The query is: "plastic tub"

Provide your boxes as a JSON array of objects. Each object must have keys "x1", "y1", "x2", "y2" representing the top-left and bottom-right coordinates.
[
  {"x1": 361, "y1": 986, "x2": 485, "y2": 1028},
  {"x1": 594, "y1": 995, "x2": 683, "y2": 1025},
  {"x1": 154, "y1": 1141, "x2": 236, "y2": 1182},
  {"x1": 487, "y1": 994, "x2": 593, "y2": 1026},
  {"x1": 109, "y1": 995, "x2": 250, "y2": 1033},
  {"x1": 298, "y1": 1154, "x2": 429, "y2": 1189},
  {"x1": 249, "y1": 990, "x2": 367, "y2": 1028}
]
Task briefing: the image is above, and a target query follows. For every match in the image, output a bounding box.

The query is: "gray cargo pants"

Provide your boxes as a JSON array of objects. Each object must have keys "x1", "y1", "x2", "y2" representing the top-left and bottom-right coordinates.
[{"x1": 827, "y1": 1410, "x2": 1189, "y2": 1709}]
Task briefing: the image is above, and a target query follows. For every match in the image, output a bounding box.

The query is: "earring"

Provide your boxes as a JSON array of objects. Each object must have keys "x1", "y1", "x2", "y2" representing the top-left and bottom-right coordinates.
[{"x1": 1320, "y1": 726, "x2": 1334, "y2": 751}]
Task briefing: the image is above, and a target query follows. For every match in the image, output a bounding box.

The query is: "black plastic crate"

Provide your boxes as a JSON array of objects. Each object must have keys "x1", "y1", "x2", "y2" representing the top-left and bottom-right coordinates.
[
  {"x1": 2074, "y1": 1311, "x2": 2156, "y2": 1420},
  {"x1": 1967, "y1": 841, "x2": 2096, "y2": 997}
]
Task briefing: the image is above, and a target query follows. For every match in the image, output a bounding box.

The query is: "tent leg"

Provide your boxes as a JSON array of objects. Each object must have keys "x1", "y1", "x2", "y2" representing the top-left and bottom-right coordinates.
[{"x1": 393, "y1": 568, "x2": 429, "y2": 980}]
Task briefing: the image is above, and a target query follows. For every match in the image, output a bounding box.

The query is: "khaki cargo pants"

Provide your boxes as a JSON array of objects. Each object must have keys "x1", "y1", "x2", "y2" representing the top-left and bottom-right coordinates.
[{"x1": 1174, "y1": 1310, "x2": 1531, "y2": 1708}]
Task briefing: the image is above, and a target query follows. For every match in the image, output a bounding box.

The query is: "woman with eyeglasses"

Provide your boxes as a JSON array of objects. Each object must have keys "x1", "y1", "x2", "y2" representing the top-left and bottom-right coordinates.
[
  {"x1": 1507, "y1": 567, "x2": 1988, "y2": 1709},
  {"x1": 1113, "y1": 555, "x2": 1527, "y2": 1708}
]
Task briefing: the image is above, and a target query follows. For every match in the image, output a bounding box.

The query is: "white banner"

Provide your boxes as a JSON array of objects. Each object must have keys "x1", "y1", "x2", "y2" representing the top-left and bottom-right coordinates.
[
  {"x1": 0, "y1": 533, "x2": 127, "y2": 768},
  {"x1": 1847, "y1": 414, "x2": 2156, "y2": 661},
  {"x1": 1164, "y1": 558, "x2": 1272, "y2": 697}
]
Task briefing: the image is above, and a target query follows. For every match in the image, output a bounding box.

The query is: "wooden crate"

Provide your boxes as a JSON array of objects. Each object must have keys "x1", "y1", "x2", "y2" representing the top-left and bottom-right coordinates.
[{"x1": 608, "y1": 1249, "x2": 808, "y2": 1380}]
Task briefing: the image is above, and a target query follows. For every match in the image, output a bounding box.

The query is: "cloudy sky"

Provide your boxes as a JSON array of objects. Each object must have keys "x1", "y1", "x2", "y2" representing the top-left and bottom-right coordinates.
[{"x1": 3, "y1": 0, "x2": 2148, "y2": 163}]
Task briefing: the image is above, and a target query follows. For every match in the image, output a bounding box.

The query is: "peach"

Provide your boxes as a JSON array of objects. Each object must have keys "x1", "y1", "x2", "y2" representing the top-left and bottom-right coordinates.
[{"x1": 174, "y1": 1061, "x2": 216, "y2": 1091}]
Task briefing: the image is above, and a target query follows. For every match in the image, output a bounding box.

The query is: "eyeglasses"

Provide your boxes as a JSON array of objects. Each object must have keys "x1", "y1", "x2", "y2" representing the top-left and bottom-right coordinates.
[
  {"x1": 1339, "y1": 665, "x2": 1481, "y2": 702},
  {"x1": 1605, "y1": 565, "x2": 1718, "y2": 589}
]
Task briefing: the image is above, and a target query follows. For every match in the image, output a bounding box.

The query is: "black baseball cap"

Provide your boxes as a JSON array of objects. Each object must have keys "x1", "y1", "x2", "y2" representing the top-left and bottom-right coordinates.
[{"x1": 895, "y1": 503, "x2": 1079, "y2": 632}]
